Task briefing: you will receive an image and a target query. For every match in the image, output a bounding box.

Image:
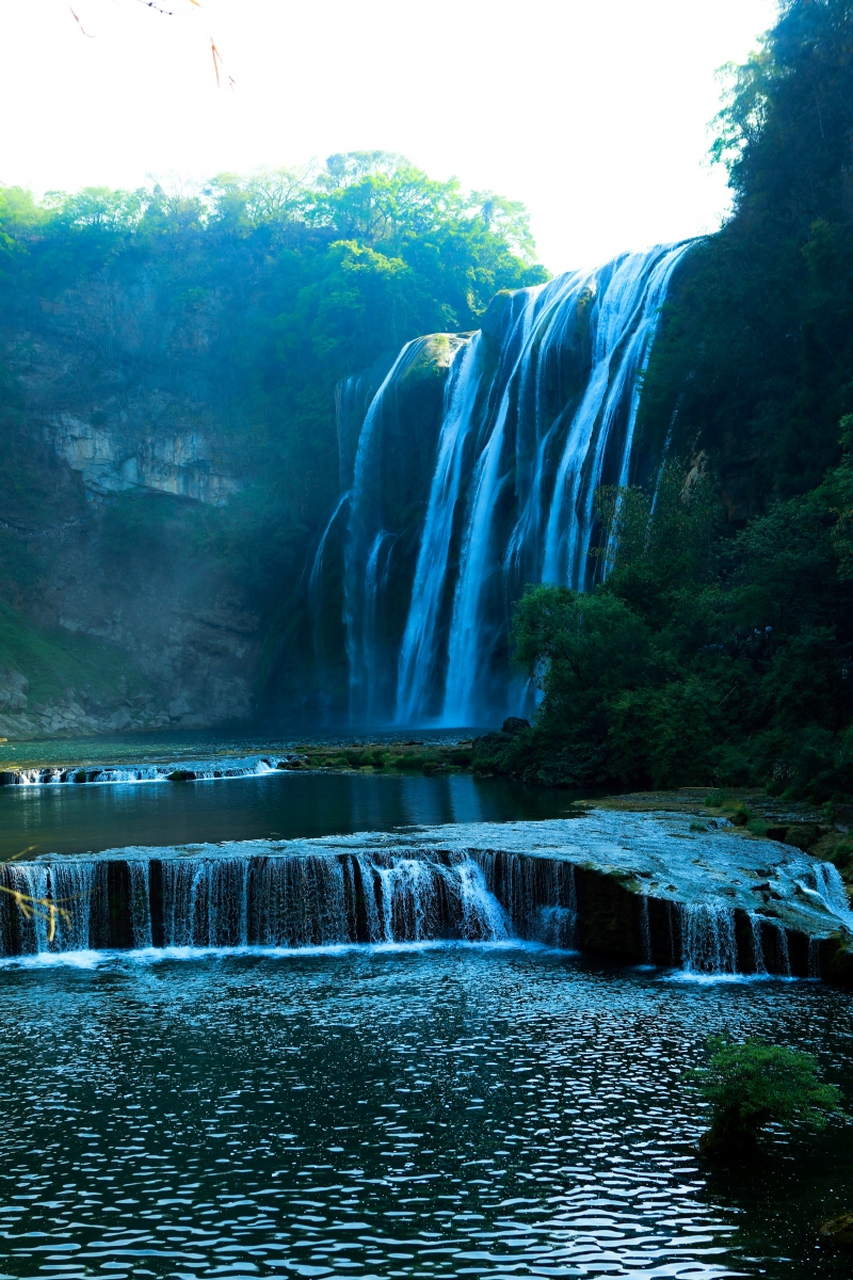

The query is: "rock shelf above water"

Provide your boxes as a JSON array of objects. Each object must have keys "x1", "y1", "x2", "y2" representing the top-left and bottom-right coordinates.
[{"x1": 5, "y1": 811, "x2": 852, "y2": 981}]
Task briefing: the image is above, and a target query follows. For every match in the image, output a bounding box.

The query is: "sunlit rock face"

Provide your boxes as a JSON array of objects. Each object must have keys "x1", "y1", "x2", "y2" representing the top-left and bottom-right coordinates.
[
  {"x1": 3, "y1": 812, "x2": 851, "y2": 982},
  {"x1": 311, "y1": 243, "x2": 693, "y2": 727},
  {"x1": 0, "y1": 261, "x2": 260, "y2": 736},
  {"x1": 47, "y1": 415, "x2": 240, "y2": 505},
  {"x1": 10, "y1": 267, "x2": 243, "y2": 505}
]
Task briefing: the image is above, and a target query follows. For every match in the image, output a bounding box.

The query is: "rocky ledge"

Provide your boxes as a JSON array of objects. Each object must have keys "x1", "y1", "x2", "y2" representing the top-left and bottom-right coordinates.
[{"x1": 12, "y1": 811, "x2": 853, "y2": 982}]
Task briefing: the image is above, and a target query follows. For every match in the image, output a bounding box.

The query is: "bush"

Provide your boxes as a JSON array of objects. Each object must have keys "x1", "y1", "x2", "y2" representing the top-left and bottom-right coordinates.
[{"x1": 694, "y1": 1037, "x2": 844, "y2": 1157}]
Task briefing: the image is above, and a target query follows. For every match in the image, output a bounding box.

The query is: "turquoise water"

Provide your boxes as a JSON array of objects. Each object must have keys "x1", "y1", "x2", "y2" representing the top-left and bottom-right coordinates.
[
  {"x1": 0, "y1": 945, "x2": 851, "y2": 1279},
  {"x1": 0, "y1": 736, "x2": 850, "y2": 1276},
  {"x1": 0, "y1": 770, "x2": 572, "y2": 859}
]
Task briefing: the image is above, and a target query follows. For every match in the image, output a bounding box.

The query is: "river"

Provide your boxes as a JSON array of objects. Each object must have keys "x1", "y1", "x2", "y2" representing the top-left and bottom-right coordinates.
[{"x1": 0, "y1": 735, "x2": 850, "y2": 1278}]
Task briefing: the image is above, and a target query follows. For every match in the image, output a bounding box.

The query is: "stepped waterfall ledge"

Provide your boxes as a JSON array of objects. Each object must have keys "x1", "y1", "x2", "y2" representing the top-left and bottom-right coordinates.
[
  {"x1": 311, "y1": 243, "x2": 692, "y2": 725},
  {"x1": 4, "y1": 812, "x2": 853, "y2": 983}
]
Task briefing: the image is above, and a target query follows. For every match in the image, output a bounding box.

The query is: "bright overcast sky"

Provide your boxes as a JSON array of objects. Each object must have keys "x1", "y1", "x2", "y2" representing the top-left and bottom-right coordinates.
[{"x1": 5, "y1": 0, "x2": 778, "y2": 273}]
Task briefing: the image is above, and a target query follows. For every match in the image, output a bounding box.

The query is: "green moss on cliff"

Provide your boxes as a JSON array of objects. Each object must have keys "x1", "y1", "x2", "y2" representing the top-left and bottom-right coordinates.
[{"x1": 0, "y1": 600, "x2": 150, "y2": 710}]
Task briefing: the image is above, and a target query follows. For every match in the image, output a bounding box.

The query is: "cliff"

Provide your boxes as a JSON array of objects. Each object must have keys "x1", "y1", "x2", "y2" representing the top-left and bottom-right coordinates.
[{"x1": 0, "y1": 247, "x2": 265, "y2": 737}]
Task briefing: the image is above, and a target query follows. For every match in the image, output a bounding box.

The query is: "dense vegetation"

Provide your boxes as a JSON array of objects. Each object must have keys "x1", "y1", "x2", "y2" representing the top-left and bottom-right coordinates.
[
  {"x1": 693, "y1": 1037, "x2": 844, "y2": 1156},
  {"x1": 0, "y1": 153, "x2": 545, "y2": 526},
  {"x1": 480, "y1": 0, "x2": 853, "y2": 804}
]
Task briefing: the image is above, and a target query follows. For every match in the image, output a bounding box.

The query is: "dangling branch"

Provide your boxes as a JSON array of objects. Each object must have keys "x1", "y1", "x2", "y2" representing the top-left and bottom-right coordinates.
[
  {"x1": 210, "y1": 36, "x2": 235, "y2": 90},
  {"x1": 69, "y1": 7, "x2": 95, "y2": 36},
  {"x1": 66, "y1": 2, "x2": 234, "y2": 91},
  {"x1": 0, "y1": 847, "x2": 92, "y2": 945},
  {"x1": 0, "y1": 886, "x2": 72, "y2": 944}
]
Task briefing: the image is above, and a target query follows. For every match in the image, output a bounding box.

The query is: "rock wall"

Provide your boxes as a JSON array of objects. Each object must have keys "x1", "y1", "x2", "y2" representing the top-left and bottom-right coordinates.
[{"x1": 0, "y1": 255, "x2": 263, "y2": 738}]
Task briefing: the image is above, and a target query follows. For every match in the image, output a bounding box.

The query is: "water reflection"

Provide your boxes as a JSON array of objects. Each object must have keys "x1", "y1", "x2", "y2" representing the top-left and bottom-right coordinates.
[{"x1": 0, "y1": 771, "x2": 570, "y2": 858}]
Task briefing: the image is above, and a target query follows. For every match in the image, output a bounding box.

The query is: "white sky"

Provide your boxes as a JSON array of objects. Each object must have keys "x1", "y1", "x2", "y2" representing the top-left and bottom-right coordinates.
[{"x1": 4, "y1": 0, "x2": 778, "y2": 273}]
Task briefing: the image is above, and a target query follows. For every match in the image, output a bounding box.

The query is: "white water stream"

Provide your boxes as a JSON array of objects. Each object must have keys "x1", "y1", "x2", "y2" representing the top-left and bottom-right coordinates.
[{"x1": 325, "y1": 243, "x2": 693, "y2": 725}]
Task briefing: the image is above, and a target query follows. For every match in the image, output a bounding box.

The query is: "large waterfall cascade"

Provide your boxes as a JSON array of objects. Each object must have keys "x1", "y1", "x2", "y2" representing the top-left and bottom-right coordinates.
[{"x1": 316, "y1": 242, "x2": 694, "y2": 725}]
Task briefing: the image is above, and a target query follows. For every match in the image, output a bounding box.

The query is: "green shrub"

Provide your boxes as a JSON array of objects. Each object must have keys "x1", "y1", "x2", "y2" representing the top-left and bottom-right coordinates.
[
  {"x1": 693, "y1": 1037, "x2": 844, "y2": 1156},
  {"x1": 747, "y1": 817, "x2": 769, "y2": 837}
]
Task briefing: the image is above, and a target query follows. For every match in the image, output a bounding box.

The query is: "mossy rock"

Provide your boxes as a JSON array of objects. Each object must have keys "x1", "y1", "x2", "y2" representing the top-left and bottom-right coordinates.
[{"x1": 817, "y1": 1211, "x2": 853, "y2": 1250}]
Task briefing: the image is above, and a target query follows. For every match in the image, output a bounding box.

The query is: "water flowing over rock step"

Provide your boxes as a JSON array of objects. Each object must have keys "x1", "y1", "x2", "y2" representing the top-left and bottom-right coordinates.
[
  {"x1": 4, "y1": 814, "x2": 853, "y2": 981},
  {"x1": 320, "y1": 242, "x2": 694, "y2": 724},
  {"x1": 0, "y1": 754, "x2": 305, "y2": 786}
]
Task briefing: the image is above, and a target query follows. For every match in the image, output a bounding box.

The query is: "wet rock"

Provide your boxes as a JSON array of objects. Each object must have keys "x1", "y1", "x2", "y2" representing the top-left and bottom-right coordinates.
[
  {"x1": 817, "y1": 1211, "x2": 853, "y2": 1249},
  {"x1": 784, "y1": 824, "x2": 820, "y2": 851}
]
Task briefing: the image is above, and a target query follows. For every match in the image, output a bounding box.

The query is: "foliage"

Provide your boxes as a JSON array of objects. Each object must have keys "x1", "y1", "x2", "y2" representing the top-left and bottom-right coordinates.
[
  {"x1": 0, "y1": 155, "x2": 547, "y2": 714},
  {"x1": 478, "y1": 430, "x2": 853, "y2": 796},
  {"x1": 693, "y1": 1036, "x2": 845, "y2": 1155},
  {"x1": 480, "y1": 1, "x2": 853, "y2": 802},
  {"x1": 0, "y1": 154, "x2": 546, "y2": 526},
  {"x1": 638, "y1": 0, "x2": 853, "y2": 503}
]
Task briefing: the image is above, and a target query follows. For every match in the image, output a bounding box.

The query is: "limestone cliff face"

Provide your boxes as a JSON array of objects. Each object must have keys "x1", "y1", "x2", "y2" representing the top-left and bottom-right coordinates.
[
  {"x1": 47, "y1": 414, "x2": 240, "y2": 506},
  {"x1": 0, "y1": 257, "x2": 264, "y2": 739},
  {"x1": 7, "y1": 261, "x2": 246, "y2": 505}
]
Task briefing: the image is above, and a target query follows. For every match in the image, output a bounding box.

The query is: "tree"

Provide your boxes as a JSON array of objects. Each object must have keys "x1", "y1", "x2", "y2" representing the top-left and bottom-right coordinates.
[{"x1": 693, "y1": 1036, "x2": 845, "y2": 1156}]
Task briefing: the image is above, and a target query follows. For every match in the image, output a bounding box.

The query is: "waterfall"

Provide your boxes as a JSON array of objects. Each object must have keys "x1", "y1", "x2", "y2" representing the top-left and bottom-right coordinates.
[
  {"x1": 0, "y1": 849, "x2": 586, "y2": 958},
  {"x1": 474, "y1": 851, "x2": 578, "y2": 948},
  {"x1": 639, "y1": 896, "x2": 653, "y2": 964},
  {"x1": 0, "y1": 757, "x2": 293, "y2": 786},
  {"x1": 809, "y1": 862, "x2": 853, "y2": 925},
  {"x1": 774, "y1": 921, "x2": 792, "y2": 977},
  {"x1": 343, "y1": 338, "x2": 431, "y2": 723},
  {"x1": 0, "y1": 848, "x2": 838, "y2": 979},
  {"x1": 395, "y1": 335, "x2": 483, "y2": 724},
  {"x1": 320, "y1": 241, "x2": 693, "y2": 726},
  {"x1": 748, "y1": 912, "x2": 768, "y2": 975},
  {"x1": 0, "y1": 851, "x2": 516, "y2": 955},
  {"x1": 681, "y1": 904, "x2": 739, "y2": 976}
]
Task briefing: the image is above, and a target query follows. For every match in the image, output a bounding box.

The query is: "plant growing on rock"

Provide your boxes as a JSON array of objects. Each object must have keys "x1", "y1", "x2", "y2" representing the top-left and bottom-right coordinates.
[{"x1": 694, "y1": 1036, "x2": 845, "y2": 1157}]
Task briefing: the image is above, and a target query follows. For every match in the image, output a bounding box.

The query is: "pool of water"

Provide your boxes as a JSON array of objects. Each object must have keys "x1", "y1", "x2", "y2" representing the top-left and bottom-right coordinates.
[
  {"x1": 0, "y1": 945, "x2": 851, "y2": 1279},
  {"x1": 0, "y1": 771, "x2": 573, "y2": 860}
]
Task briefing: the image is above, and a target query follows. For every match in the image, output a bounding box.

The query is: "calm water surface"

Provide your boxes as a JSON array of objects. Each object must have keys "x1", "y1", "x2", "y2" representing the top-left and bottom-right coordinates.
[
  {"x1": 0, "y1": 772, "x2": 571, "y2": 859},
  {"x1": 0, "y1": 946, "x2": 851, "y2": 1279}
]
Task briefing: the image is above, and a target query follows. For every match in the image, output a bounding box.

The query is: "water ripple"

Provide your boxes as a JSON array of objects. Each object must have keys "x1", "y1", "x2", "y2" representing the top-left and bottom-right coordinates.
[{"x1": 0, "y1": 949, "x2": 848, "y2": 1278}]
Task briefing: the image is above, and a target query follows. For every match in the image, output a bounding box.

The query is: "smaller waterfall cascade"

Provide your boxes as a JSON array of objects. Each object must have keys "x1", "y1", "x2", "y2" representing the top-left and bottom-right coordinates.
[
  {"x1": 0, "y1": 848, "x2": 576, "y2": 959},
  {"x1": 811, "y1": 862, "x2": 853, "y2": 924},
  {"x1": 681, "y1": 904, "x2": 739, "y2": 976},
  {"x1": 1, "y1": 838, "x2": 842, "y2": 980},
  {"x1": 0, "y1": 757, "x2": 296, "y2": 786},
  {"x1": 748, "y1": 912, "x2": 769, "y2": 975},
  {"x1": 317, "y1": 242, "x2": 693, "y2": 725},
  {"x1": 0, "y1": 851, "x2": 515, "y2": 955}
]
